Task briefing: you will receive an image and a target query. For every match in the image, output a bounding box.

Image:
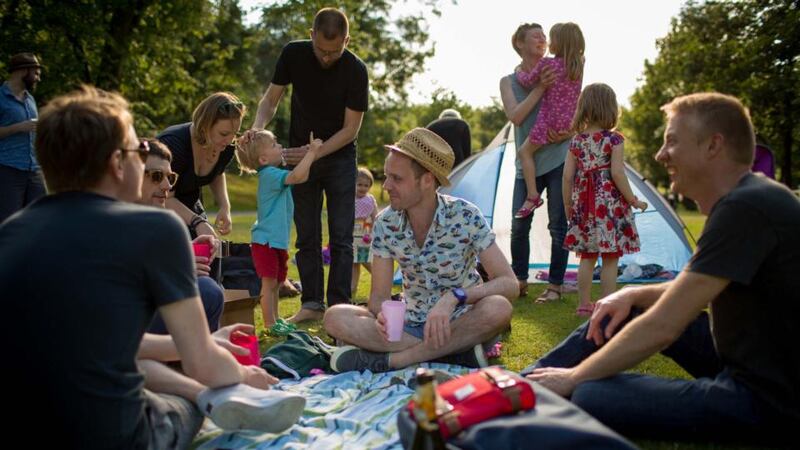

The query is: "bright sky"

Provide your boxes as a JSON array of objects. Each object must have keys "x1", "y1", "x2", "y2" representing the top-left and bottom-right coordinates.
[{"x1": 243, "y1": 0, "x2": 687, "y2": 107}]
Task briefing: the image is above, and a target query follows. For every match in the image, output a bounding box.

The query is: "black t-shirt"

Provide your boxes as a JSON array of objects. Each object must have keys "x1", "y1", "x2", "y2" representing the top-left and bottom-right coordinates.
[
  {"x1": 272, "y1": 40, "x2": 369, "y2": 160},
  {"x1": 0, "y1": 192, "x2": 198, "y2": 449},
  {"x1": 688, "y1": 173, "x2": 800, "y2": 420},
  {"x1": 426, "y1": 117, "x2": 472, "y2": 168},
  {"x1": 157, "y1": 122, "x2": 235, "y2": 214}
]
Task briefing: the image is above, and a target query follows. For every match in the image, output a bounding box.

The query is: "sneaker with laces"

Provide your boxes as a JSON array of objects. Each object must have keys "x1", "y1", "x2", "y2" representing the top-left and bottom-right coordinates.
[
  {"x1": 432, "y1": 343, "x2": 489, "y2": 368},
  {"x1": 330, "y1": 345, "x2": 391, "y2": 373},
  {"x1": 197, "y1": 384, "x2": 306, "y2": 433}
]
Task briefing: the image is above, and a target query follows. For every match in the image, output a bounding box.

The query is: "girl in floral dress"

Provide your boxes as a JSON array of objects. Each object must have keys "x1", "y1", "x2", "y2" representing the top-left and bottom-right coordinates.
[{"x1": 562, "y1": 83, "x2": 647, "y2": 316}]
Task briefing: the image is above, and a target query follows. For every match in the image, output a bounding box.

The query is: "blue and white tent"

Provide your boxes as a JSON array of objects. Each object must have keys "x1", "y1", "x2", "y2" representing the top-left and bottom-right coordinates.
[{"x1": 441, "y1": 123, "x2": 693, "y2": 284}]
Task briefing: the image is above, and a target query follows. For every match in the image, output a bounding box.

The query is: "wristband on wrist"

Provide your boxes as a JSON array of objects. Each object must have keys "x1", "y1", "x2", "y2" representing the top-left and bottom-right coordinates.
[{"x1": 189, "y1": 215, "x2": 209, "y2": 231}]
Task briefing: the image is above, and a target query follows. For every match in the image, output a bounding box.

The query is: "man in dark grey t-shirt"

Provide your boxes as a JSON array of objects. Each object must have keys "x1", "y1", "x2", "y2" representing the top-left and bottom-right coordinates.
[{"x1": 522, "y1": 93, "x2": 798, "y2": 445}]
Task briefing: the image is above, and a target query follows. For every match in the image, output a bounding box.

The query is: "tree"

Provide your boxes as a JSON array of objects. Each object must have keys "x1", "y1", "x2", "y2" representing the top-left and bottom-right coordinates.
[{"x1": 621, "y1": 0, "x2": 800, "y2": 188}]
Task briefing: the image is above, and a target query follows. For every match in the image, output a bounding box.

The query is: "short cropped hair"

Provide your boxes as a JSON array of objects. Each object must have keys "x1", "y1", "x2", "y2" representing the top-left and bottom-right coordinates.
[
  {"x1": 191, "y1": 92, "x2": 246, "y2": 146},
  {"x1": 235, "y1": 130, "x2": 275, "y2": 174},
  {"x1": 313, "y1": 8, "x2": 349, "y2": 40},
  {"x1": 572, "y1": 83, "x2": 619, "y2": 133},
  {"x1": 512, "y1": 23, "x2": 543, "y2": 57},
  {"x1": 661, "y1": 92, "x2": 755, "y2": 166},
  {"x1": 36, "y1": 85, "x2": 132, "y2": 193},
  {"x1": 356, "y1": 166, "x2": 374, "y2": 185},
  {"x1": 145, "y1": 139, "x2": 172, "y2": 163}
]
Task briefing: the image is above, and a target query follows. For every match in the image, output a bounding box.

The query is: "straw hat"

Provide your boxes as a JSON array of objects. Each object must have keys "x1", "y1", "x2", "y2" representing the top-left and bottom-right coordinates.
[
  {"x1": 9, "y1": 53, "x2": 41, "y2": 72},
  {"x1": 385, "y1": 128, "x2": 454, "y2": 187}
]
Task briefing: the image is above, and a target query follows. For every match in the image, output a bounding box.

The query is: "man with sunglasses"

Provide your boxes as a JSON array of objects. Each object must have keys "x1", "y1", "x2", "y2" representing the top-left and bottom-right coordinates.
[
  {"x1": 0, "y1": 86, "x2": 305, "y2": 449},
  {"x1": 247, "y1": 7, "x2": 369, "y2": 323}
]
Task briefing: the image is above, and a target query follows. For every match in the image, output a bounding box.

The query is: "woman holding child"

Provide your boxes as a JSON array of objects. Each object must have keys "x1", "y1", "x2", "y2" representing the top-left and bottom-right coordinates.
[{"x1": 158, "y1": 92, "x2": 246, "y2": 237}]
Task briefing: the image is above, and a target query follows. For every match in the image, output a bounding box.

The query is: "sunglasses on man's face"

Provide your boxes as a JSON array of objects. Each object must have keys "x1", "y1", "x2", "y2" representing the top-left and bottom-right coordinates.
[
  {"x1": 121, "y1": 140, "x2": 150, "y2": 164},
  {"x1": 145, "y1": 169, "x2": 179, "y2": 186}
]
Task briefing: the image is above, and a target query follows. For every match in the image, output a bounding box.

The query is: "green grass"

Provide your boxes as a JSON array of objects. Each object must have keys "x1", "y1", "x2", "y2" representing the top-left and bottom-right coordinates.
[{"x1": 215, "y1": 179, "x2": 759, "y2": 449}]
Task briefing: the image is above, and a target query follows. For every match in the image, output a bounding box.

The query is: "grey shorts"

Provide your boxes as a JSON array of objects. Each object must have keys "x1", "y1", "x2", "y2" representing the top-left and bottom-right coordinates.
[{"x1": 143, "y1": 390, "x2": 203, "y2": 450}]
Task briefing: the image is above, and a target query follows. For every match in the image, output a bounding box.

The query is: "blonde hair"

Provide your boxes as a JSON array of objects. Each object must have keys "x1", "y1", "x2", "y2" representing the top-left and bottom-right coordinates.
[
  {"x1": 191, "y1": 92, "x2": 246, "y2": 146},
  {"x1": 661, "y1": 92, "x2": 755, "y2": 166},
  {"x1": 356, "y1": 167, "x2": 374, "y2": 185},
  {"x1": 511, "y1": 23, "x2": 543, "y2": 57},
  {"x1": 571, "y1": 83, "x2": 619, "y2": 133},
  {"x1": 550, "y1": 22, "x2": 584, "y2": 81},
  {"x1": 235, "y1": 130, "x2": 275, "y2": 174}
]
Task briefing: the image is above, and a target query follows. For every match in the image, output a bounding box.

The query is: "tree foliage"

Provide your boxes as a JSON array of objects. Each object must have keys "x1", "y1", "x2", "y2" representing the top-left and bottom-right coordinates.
[{"x1": 620, "y1": 0, "x2": 800, "y2": 189}]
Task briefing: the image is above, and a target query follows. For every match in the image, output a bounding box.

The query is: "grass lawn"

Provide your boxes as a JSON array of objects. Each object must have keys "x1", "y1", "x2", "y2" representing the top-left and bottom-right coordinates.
[{"x1": 214, "y1": 180, "x2": 759, "y2": 449}]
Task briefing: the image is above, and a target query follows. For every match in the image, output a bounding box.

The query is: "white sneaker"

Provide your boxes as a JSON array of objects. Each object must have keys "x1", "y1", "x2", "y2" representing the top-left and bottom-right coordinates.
[{"x1": 197, "y1": 384, "x2": 306, "y2": 433}]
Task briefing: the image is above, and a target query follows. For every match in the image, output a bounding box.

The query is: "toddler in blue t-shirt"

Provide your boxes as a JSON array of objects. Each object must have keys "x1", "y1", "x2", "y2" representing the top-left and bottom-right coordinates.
[{"x1": 237, "y1": 131, "x2": 320, "y2": 329}]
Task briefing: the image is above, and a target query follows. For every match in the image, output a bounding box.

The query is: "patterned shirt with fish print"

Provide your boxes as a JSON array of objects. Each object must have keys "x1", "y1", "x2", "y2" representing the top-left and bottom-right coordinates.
[{"x1": 371, "y1": 194, "x2": 496, "y2": 325}]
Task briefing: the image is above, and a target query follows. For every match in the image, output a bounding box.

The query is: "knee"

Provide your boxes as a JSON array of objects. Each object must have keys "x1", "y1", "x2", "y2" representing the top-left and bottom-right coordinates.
[
  {"x1": 570, "y1": 380, "x2": 608, "y2": 415},
  {"x1": 483, "y1": 296, "x2": 513, "y2": 328},
  {"x1": 322, "y1": 305, "x2": 350, "y2": 337},
  {"x1": 198, "y1": 277, "x2": 224, "y2": 313}
]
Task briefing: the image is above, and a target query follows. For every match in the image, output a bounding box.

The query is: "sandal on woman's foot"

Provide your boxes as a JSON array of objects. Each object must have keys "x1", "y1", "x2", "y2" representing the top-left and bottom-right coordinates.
[
  {"x1": 534, "y1": 287, "x2": 562, "y2": 304},
  {"x1": 575, "y1": 304, "x2": 595, "y2": 317},
  {"x1": 514, "y1": 195, "x2": 544, "y2": 219}
]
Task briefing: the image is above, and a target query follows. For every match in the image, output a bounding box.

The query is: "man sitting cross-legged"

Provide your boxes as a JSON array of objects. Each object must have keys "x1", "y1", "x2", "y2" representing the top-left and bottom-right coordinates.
[{"x1": 324, "y1": 128, "x2": 518, "y2": 373}]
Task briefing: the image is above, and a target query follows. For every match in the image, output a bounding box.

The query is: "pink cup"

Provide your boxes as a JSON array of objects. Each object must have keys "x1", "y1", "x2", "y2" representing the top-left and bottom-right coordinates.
[
  {"x1": 192, "y1": 242, "x2": 211, "y2": 259},
  {"x1": 382, "y1": 299, "x2": 406, "y2": 342},
  {"x1": 230, "y1": 333, "x2": 260, "y2": 366}
]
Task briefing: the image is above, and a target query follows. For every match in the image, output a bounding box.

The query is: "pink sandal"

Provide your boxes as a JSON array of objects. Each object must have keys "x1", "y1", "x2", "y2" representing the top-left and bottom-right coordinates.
[
  {"x1": 514, "y1": 195, "x2": 544, "y2": 219},
  {"x1": 575, "y1": 304, "x2": 595, "y2": 317}
]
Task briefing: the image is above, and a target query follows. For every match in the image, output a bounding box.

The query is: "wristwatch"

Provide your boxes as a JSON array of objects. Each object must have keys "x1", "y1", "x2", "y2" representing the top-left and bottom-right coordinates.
[{"x1": 452, "y1": 288, "x2": 467, "y2": 307}]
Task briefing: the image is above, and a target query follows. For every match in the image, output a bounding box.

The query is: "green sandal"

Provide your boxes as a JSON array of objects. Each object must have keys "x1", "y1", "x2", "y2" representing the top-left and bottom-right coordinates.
[{"x1": 267, "y1": 318, "x2": 297, "y2": 337}]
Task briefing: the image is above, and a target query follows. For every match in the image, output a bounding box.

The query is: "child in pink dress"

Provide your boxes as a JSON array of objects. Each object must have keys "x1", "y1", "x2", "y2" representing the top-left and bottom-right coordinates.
[
  {"x1": 515, "y1": 22, "x2": 585, "y2": 219},
  {"x1": 352, "y1": 167, "x2": 379, "y2": 297},
  {"x1": 562, "y1": 83, "x2": 647, "y2": 316}
]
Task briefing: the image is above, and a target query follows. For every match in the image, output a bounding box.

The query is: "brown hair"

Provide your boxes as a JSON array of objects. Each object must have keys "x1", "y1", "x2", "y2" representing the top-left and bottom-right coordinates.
[
  {"x1": 313, "y1": 7, "x2": 349, "y2": 40},
  {"x1": 356, "y1": 166, "x2": 374, "y2": 185},
  {"x1": 236, "y1": 130, "x2": 275, "y2": 174},
  {"x1": 191, "y1": 92, "x2": 246, "y2": 146},
  {"x1": 511, "y1": 23, "x2": 543, "y2": 57},
  {"x1": 35, "y1": 85, "x2": 132, "y2": 193},
  {"x1": 660, "y1": 92, "x2": 755, "y2": 165},
  {"x1": 571, "y1": 83, "x2": 619, "y2": 133},
  {"x1": 145, "y1": 138, "x2": 172, "y2": 163},
  {"x1": 550, "y1": 22, "x2": 584, "y2": 81}
]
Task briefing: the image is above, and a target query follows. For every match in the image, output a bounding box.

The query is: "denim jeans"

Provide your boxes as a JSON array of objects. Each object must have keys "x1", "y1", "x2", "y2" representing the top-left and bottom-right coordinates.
[
  {"x1": 0, "y1": 164, "x2": 46, "y2": 224},
  {"x1": 149, "y1": 276, "x2": 224, "y2": 334},
  {"x1": 510, "y1": 164, "x2": 568, "y2": 284},
  {"x1": 292, "y1": 154, "x2": 355, "y2": 312},
  {"x1": 521, "y1": 311, "x2": 786, "y2": 443}
]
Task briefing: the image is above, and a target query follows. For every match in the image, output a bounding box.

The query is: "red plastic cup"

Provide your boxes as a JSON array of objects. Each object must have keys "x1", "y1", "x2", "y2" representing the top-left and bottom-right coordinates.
[
  {"x1": 382, "y1": 299, "x2": 406, "y2": 342},
  {"x1": 230, "y1": 333, "x2": 260, "y2": 366},
  {"x1": 192, "y1": 242, "x2": 211, "y2": 259}
]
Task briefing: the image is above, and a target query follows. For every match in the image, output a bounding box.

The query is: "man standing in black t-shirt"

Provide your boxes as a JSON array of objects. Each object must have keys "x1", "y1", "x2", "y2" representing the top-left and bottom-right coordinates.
[
  {"x1": 249, "y1": 7, "x2": 369, "y2": 323},
  {"x1": 0, "y1": 86, "x2": 304, "y2": 449},
  {"x1": 426, "y1": 108, "x2": 472, "y2": 169},
  {"x1": 521, "y1": 93, "x2": 798, "y2": 445}
]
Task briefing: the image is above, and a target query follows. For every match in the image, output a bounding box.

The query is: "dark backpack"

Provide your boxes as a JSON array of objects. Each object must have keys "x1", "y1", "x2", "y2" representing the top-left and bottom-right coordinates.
[
  {"x1": 220, "y1": 243, "x2": 261, "y2": 296},
  {"x1": 261, "y1": 331, "x2": 336, "y2": 380}
]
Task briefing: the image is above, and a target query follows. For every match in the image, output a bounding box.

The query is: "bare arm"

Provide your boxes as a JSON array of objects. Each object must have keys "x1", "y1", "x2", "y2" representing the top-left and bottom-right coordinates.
[
  {"x1": 158, "y1": 297, "x2": 245, "y2": 387},
  {"x1": 165, "y1": 197, "x2": 217, "y2": 237},
  {"x1": 252, "y1": 83, "x2": 286, "y2": 130},
  {"x1": 209, "y1": 173, "x2": 232, "y2": 235},
  {"x1": 314, "y1": 107, "x2": 364, "y2": 159},
  {"x1": 499, "y1": 76, "x2": 546, "y2": 126},
  {"x1": 285, "y1": 134, "x2": 321, "y2": 185},
  {"x1": 367, "y1": 256, "x2": 395, "y2": 317},
  {"x1": 562, "y1": 151, "x2": 577, "y2": 214},
  {"x1": 610, "y1": 142, "x2": 647, "y2": 210}
]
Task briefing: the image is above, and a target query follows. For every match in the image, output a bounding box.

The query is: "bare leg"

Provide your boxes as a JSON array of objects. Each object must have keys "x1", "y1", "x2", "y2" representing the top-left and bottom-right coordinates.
[
  {"x1": 577, "y1": 257, "x2": 597, "y2": 310},
  {"x1": 351, "y1": 263, "x2": 361, "y2": 298},
  {"x1": 260, "y1": 277, "x2": 278, "y2": 328},
  {"x1": 516, "y1": 140, "x2": 543, "y2": 216},
  {"x1": 600, "y1": 256, "x2": 619, "y2": 299},
  {"x1": 362, "y1": 262, "x2": 372, "y2": 273},
  {"x1": 138, "y1": 359, "x2": 205, "y2": 403}
]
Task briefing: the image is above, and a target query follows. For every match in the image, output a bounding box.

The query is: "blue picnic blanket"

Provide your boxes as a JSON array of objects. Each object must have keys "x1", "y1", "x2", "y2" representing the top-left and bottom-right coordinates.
[{"x1": 193, "y1": 364, "x2": 471, "y2": 449}]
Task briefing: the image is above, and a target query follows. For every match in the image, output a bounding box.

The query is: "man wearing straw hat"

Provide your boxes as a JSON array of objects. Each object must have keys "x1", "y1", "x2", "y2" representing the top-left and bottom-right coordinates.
[
  {"x1": 324, "y1": 128, "x2": 518, "y2": 373},
  {"x1": 0, "y1": 52, "x2": 46, "y2": 223}
]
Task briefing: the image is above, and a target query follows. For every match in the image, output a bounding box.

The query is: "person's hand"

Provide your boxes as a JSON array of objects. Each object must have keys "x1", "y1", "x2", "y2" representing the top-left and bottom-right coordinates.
[
  {"x1": 215, "y1": 208, "x2": 232, "y2": 236},
  {"x1": 632, "y1": 197, "x2": 648, "y2": 211},
  {"x1": 238, "y1": 129, "x2": 260, "y2": 147},
  {"x1": 192, "y1": 235, "x2": 218, "y2": 275},
  {"x1": 539, "y1": 65, "x2": 557, "y2": 88},
  {"x1": 283, "y1": 145, "x2": 310, "y2": 165},
  {"x1": 526, "y1": 367, "x2": 578, "y2": 397},
  {"x1": 585, "y1": 286, "x2": 637, "y2": 346},
  {"x1": 17, "y1": 119, "x2": 37, "y2": 133},
  {"x1": 362, "y1": 234, "x2": 372, "y2": 244},
  {"x1": 375, "y1": 311, "x2": 390, "y2": 341},
  {"x1": 424, "y1": 294, "x2": 457, "y2": 349},
  {"x1": 212, "y1": 323, "x2": 255, "y2": 356},
  {"x1": 307, "y1": 132, "x2": 323, "y2": 157},
  {"x1": 241, "y1": 365, "x2": 279, "y2": 389},
  {"x1": 547, "y1": 128, "x2": 572, "y2": 144}
]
